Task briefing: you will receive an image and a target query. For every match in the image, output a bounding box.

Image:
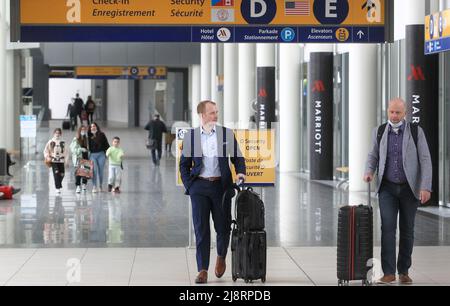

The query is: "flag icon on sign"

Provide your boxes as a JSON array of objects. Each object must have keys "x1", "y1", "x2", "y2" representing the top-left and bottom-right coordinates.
[
  {"x1": 285, "y1": 0, "x2": 310, "y2": 16},
  {"x1": 212, "y1": 0, "x2": 234, "y2": 6}
]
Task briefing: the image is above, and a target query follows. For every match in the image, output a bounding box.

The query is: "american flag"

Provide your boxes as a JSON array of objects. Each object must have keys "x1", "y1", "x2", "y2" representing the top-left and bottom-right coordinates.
[{"x1": 285, "y1": 0, "x2": 310, "y2": 16}]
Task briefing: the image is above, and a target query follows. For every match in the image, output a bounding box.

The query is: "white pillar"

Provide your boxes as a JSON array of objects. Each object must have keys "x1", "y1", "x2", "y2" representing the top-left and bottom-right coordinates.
[
  {"x1": 0, "y1": 0, "x2": 7, "y2": 148},
  {"x1": 6, "y1": 50, "x2": 14, "y2": 150},
  {"x1": 395, "y1": 0, "x2": 425, "y2": 40},
  {"x1": 190, "y1": 65, "x2": 201, "y2": 128},
  {"x1": 349, "y1": 44, "x2": 378, "y2": 192},
  {"x1": 212, "y1": 44, "x2": 224, "y2": 125},
  {"x1": 201, "y1": 43, "x2": 211, "y2": 101},
  {"x1": 256, "y1": 43, "x2": 275, "y2": 67},
  {"x1": 224, "y1": 44, "x2": 238, "y2": 127},
  {"x1": 440, "y1": 0, "x2": 450, "y2": 9},
  {"x1": 279, "y1": 44, "x2": 301, "y2": 172},
  {"x1": 211, "y1": 43, "x2": 218, "y2": 103},
  {"x1": 238, "y1": 43, "x2": 256, "y2": 129}
]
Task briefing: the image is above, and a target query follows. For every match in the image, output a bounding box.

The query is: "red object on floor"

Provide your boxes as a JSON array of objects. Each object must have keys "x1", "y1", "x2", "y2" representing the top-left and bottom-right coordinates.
[{"x1": 0, "y1": 186, "x2": 13, "y2": 200}]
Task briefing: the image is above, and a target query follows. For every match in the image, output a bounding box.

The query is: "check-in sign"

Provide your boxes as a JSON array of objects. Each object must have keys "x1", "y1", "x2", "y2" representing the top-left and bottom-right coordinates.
[{"x1": 16, "y1": 0, "x2": 387, "y2": 43}]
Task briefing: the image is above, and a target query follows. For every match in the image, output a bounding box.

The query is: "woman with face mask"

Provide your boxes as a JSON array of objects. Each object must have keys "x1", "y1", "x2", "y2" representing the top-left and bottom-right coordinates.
[
  {"x1": 44, "y1": 128, "x2": 68, "y2": 194},
  {"x1": 88, "y1": 122, "x2": 110, "y2": 193},
  {"x1": 70, "y1": 126, "x2": 90, "y2": 193}
]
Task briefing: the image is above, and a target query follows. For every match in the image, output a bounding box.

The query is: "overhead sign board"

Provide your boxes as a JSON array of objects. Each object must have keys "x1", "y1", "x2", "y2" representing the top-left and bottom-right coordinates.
[
  {"x1": 425, "y1": 9, "x2": 450, "y2": 55},
  {"x1": 75, "y1": 66, "x2": 168, "y2": 79},
  {"x1": 15, "y1": 0, "x2": 386, "y2": 43}
]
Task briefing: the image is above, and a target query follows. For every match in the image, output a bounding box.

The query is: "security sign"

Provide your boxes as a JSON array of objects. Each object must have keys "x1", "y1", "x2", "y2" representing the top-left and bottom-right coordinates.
[{"x1": 16, "y1": 0, "x2": 386, "y2": 43}]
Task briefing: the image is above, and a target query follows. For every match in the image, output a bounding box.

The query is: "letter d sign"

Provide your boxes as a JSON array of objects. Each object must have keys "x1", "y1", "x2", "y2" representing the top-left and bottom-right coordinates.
[{"x1": 241, "y1": 0, "x2": 276, "y2": 24}]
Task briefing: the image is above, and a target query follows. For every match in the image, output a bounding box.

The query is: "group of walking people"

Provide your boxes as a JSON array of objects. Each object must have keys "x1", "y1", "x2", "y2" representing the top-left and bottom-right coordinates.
[
  {"x1": 66, "y1": 94, "x2": 97, "y2": 131},
  {"x1": 44, "y1": 122, "x2": 124, "y2": 195}
]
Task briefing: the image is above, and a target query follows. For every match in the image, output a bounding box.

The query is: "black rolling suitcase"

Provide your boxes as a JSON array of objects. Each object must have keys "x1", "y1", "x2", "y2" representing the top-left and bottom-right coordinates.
[
  {"x1": 227, "y1": 183, "x2": 266, "y2": 283},
  {"x1": 62, "y1": 120, "x2": 71, "y2": 130},
  {"x1": 337, "y1": 183, "x2": 373, "y2": 286}
]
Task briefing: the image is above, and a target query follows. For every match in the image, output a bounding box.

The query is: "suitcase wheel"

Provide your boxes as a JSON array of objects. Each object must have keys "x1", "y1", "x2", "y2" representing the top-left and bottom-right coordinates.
[
  {"x1": 244, "y1": 279, "x2": 250, "y2": 284},
  {"x1": 232, "y1": 276, "x2": 237, "y2": 282},
  {"x1": 261, "y1": 277, "x2": 266, "y2": 283}
]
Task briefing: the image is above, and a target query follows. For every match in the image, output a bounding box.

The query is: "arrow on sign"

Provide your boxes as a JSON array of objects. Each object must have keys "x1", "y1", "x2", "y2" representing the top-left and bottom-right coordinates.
[{"x1": 357, "y1": 30, "x2": 365, "y2": 39}]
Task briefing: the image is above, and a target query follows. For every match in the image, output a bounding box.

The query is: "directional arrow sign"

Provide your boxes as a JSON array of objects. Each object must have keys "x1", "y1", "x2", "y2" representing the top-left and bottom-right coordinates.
[{"x1": 357, "y1": 30, "x2": 365, "y2": 39}]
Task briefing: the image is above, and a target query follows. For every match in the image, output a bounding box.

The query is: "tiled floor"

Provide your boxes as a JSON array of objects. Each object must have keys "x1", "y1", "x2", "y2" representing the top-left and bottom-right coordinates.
[
  {"x1": 1, "y1": 247, "x2": 449, "y2": 286},
  {"x1": 1, "y1": 122, "x2": 450, "y2": 285}
]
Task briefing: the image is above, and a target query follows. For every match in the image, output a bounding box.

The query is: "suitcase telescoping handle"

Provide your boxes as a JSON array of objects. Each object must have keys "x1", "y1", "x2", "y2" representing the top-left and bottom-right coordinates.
[{"x1": 367, "y1": 181, "x2": 372, "y2": 208}]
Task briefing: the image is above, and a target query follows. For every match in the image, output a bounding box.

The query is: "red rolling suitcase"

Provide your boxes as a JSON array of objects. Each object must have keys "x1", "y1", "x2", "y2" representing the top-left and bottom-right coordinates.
[{"x1": 337, "y1": 183, "x2": 373, "y2": 286}]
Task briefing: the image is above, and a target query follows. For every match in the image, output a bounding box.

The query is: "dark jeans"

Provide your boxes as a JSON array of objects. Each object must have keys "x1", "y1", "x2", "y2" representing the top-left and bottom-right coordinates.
[
  {"x1": 70, "y1": 116, "x2": 77, "y2": 131},
  {"x1": 87, "y1": 112, "x2": 94, "y2": 125},
  {"x1": 189, "y1": 179, "x2": 231, "y2": 272},
  {"x1": 151, "y1": 141, "x2": 163, "y2": 165},
  {"x1": 379, "y1": 180, "x2": 420, "y2": 275},
  {"x1": 51, "y1": 163, "x2": 65, "y2": 189},
  {"x1": 75, "y1": 176, "x2": 87, "y2": 186}
]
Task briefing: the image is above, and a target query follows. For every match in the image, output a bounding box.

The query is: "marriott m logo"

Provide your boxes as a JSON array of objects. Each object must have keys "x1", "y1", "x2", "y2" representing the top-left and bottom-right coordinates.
[
  {"x1": 407, "y1": 65, "x2": 426, "y2": 81},
  {"x1": 312, "y1": 80, "x2": 325, "y2": 92},
  {"x1": 258, "y1": 88, "x2": 268, "y2": 98}
]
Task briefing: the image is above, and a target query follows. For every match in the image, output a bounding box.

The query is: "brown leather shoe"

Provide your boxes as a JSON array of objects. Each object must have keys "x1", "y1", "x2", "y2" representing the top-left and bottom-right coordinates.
[
  {"x1": 377, "y1": 274, "x2": 396, "y2": 284},
  {"x1": 399, "y1": 274, "x2": 413, "y2": 284},
  {"x1": 195, "y1": 270, "x2": 208, "y2": 284},
  {"x1": 215, "y1": 256, "x2": 226, "y2": 278}
]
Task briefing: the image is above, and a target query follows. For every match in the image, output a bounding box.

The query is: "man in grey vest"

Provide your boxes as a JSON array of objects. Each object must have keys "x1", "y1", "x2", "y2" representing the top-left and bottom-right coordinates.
[{"x1": 364, "y1": 98, "x2": 432, "y2": 285}]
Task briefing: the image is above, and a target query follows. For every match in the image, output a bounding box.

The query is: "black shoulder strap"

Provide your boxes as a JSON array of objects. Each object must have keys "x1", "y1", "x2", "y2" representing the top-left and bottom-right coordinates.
[
  {"x1": 410, "y1": 123, "x2": 418, "y2": 147},
  {"x1": 377, "y1": 122, "x2": 419, "y2": 147},
  {"x1": 376, "y1": 123, "x2": 388, "y2": 146}
]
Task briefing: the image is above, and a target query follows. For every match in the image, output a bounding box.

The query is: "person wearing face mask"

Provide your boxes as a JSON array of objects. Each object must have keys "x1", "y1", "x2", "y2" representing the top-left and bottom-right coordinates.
[
  {"x1": 364, "y1": 98, "x2": 432, "y2": 285},
  {"x1": 70, "y1": 126, "x2": 90, "y2": 193},
  {"x1": 44, "y1": 128, "x2": 68, "y2": 195},
  {"x1": 88, "y1": 122, "x2": 110, "y2": 193}
]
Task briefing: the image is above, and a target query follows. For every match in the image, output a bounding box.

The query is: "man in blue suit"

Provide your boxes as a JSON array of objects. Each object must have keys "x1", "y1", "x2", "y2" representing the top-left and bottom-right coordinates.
[{"x1": 180, "y1": 100, "x2": 246, "y2": 284}]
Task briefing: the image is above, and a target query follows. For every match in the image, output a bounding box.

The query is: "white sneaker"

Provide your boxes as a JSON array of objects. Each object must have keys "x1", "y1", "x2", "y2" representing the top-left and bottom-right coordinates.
[
  {"x1": 76, "y1": 186, "x2": 81, "y2": 193},
  {"x1": 82, "y1": 184, "x2": 87, "y2": 191},
  {"x1": 56, "y1": 189, "x2": 62, "y2": 195},
  {"x1": 92, "y1": 187, "x2": 98, "y2": 193}
]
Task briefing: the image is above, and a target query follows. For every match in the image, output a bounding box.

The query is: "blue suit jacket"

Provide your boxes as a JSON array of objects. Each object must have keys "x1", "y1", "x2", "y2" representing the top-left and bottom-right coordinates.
[{"x1": 179, "y1": 126, "x2": 246, "y2": 195}]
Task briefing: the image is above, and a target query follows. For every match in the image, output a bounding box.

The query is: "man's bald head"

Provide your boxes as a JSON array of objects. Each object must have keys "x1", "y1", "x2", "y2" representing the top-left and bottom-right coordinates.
[{"x1": 388, "y1": 98, "x2": 407, "y2": 123}]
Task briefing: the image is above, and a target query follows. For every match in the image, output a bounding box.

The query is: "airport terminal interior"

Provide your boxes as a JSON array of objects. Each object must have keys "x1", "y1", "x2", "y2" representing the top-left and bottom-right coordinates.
[{"x1": 1, "y1": 0, "x2": 450, "y2": 286}]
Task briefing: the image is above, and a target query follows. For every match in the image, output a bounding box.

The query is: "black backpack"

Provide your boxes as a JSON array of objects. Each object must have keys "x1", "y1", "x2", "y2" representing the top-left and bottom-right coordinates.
[{"x1": 376, "y1": 123, "x2": 418, "y2": 148}]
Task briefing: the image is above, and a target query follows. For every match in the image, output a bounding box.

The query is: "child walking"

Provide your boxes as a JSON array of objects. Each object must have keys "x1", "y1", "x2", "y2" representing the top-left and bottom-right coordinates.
[{"x1": 106, "y1": 137, "x2": 124, "y2": 193}]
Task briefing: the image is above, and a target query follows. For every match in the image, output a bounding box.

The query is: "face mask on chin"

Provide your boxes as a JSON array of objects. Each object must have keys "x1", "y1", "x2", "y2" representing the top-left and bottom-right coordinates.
[{"x1": 388, "y1": 120, "x2": 404, "y2": 129}]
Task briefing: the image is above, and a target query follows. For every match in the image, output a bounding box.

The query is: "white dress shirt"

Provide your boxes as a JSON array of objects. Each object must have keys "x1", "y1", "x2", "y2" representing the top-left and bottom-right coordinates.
[{"x1": 199, "y1": 125, "x2": 221, "y2": 178}]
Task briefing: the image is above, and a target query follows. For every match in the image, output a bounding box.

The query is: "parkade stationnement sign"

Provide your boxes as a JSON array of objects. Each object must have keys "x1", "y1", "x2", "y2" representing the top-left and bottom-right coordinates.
[{"x1": 16, "y1": 0, "x2": 386, "y2": 43}]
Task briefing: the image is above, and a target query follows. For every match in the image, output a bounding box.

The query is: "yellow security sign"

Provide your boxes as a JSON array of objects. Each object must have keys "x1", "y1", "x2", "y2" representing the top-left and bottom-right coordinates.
[
  {"x1": 176, "y1": 129, "x2": 275, "y2": 187},
  {"x1": 17, "y1": 0, "x2": 387, "y2": 43}
]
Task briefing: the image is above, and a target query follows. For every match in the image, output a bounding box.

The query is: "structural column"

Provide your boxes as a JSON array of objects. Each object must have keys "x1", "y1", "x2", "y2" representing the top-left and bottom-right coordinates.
[
  {"x1": 256, "y1": 44, "x2": 276, "y2": 130},
  {"x1": 6, "y1": 50, "x2": 15, "y2": 150},
  {"x1": 404, "y1": 0, "x2": 439, "y2": 205},
  {"x1": 0, "y1": 0, "x2": 7, "y2": 148},
  {"x1": 212, "y1": 44, "x2": 224, "y2": 124},
  {"x1": 238, "y1": 43, "x2": 256, "y2": 129},
  {"x1": 279, "y1": 44, "x2": 301, "y2": 172},
  {"x1": 190, "y1": 65, "x2": 201, "y2": 128},
  {"x1": 348, "y1": 44, "x2": 378, "y2": 192},
  {"x1": 224, "y1": 44, "x2": 238, "y2": 127},
  {"x1": 201, "y1": 43, "x2": 211, "y2": 101}
]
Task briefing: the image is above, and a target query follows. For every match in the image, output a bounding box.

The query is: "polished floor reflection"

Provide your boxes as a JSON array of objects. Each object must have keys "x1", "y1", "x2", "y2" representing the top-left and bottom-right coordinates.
[{"x1": 0, "y1": 124, "x2": 449, "y2": 248}]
